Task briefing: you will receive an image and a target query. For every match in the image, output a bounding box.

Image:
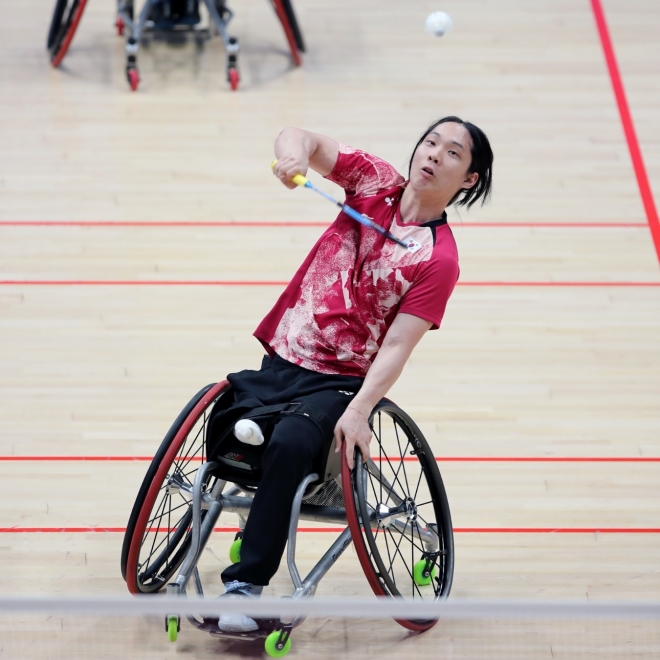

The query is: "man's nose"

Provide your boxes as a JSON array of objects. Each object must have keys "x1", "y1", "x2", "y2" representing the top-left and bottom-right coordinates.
[{"x1": 428, "y1": 152, "x2": 439, "y2": 164}]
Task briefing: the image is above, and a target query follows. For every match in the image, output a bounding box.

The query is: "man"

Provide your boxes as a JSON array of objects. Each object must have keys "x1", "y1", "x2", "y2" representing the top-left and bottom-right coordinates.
[{"x1": 218, "y1": 117, "x2": 493, "y2": 632}]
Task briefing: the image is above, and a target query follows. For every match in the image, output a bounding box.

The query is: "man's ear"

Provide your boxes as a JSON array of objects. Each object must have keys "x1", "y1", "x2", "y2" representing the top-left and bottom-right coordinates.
[{"x1": 461, "y1": 171, "x2": 479, "y2": 190}]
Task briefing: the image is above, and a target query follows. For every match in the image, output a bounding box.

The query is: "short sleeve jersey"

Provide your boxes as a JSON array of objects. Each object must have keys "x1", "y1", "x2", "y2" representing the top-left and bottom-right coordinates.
[{"x1": 254, "y1": 145, "x2": 460, "y2": 377}]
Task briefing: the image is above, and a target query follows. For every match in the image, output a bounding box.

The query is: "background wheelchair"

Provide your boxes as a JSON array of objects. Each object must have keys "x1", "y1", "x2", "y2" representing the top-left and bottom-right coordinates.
[
  {"x1": 47, "y1": 0, "x2": 305, "y2": 91},
  {"x1": 120, "y1": 379, "x2": 454, "y2": 657}
]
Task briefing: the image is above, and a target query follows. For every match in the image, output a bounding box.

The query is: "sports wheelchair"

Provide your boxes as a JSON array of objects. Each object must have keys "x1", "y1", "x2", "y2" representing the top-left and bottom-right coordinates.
[
  {"x1": 120, "y1": 380, "x2": 454, "y2": 657},
  {"x1": 47, "y1": 0, "x2": 304, "y2": 91}
]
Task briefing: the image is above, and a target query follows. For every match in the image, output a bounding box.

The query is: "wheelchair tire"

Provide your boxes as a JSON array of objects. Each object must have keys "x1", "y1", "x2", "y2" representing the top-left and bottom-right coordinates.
[
  {"x1": 270, "y1": 0, "x2": 302, "y2": 66},
  {"x1": 279, "y1": 0, "x2": 305, "y2": 53},
  {"x1": 121, "y1": 381, "x2": 231, "y2": 594},
  {"x1": 342, "y1": 400, "x2": 454, "y2": 632},
  {"x1": 47, "y1": 0, "x2": 89, "y2": 67}
]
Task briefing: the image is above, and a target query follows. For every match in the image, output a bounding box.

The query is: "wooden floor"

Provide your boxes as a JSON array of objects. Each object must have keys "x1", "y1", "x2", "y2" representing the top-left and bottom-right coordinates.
[{"x1": 1, "y1": 0, "x2": 659, "y2": 657}]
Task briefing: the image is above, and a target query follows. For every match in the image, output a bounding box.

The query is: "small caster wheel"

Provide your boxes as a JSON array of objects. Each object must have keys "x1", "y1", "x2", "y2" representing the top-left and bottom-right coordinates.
[
  {"x1": 229, "y1": 535, "x2": 242, "y2": 564},
  {"x1": 264, "y1": 630, "x2": 292, "y2": 658},
  {"x1": 115, "y1": 17, "x2": 124, "y2": 36},
  {"x1": 413, "y1": 558, "x2": 438, "y2": 586},
  {"x1": 228, "y1": 67, "x2": 239, "y2": 91},
  {"x1": 127, "y1": 68, "x2": 139, "y2": 91},
  {"x1": 166, "y1": 615, "x2": 180, "y2": 642}
]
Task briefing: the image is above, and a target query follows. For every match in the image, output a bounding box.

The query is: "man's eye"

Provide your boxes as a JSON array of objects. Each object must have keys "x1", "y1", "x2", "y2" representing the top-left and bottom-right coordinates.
[
  {"x1": 449, "y1": 150, "x2": 458, "y2": 157},
  {"x1": 426, "y1": 140, "x2": 435, "y2": 146}
]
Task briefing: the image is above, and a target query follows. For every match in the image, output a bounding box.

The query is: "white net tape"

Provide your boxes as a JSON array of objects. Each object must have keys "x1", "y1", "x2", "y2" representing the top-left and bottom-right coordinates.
[
  {"x1": 3, "y1": 596, "x2": 659, "y2": 659},
  {"x1": 1, "y1": 595, "x2": 659, "y2": 620}
]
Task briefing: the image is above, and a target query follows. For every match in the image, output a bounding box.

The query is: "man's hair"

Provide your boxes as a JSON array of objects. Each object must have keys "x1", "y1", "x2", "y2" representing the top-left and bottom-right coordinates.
[{"x1": 408, "y1": 116, "x2": 494, "y2": 209}]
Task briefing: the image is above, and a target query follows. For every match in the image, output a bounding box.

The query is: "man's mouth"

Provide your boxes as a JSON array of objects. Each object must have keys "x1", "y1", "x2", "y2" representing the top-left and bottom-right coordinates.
[{"x1": 421, "y1": 166, "x2": 434, "y2": 177}]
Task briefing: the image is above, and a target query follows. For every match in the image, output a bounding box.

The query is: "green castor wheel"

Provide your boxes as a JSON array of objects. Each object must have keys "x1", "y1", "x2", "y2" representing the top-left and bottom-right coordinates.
[
  {"x1": 166, "y1": 615, "x2": 180, "y2": 642},
  {"x1": 264, "y1": 630, "x2": 292, "y2": 658},
  {"x1": 413, "y1": 558, "x2": 438, "y2": 586},
  {"x1": 229, "y1": 537, "x2": 242, "y2": 564}
]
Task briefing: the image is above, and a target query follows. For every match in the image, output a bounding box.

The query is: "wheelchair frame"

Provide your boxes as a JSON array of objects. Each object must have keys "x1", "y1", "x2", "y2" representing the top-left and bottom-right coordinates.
[
  {"x1": 47, "y1": 0, "x2": 305, "y2": 91},
  {"x1": 122, "y1": 380, "x2": 454, "y2": 654}
]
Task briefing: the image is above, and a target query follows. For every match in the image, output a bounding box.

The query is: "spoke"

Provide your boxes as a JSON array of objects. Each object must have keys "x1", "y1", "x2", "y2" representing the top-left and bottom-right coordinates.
[
  {"x1": 381, "y1": 523, "x2": 397, "y2": 585},
  {"x1": 393, "y1": 420, "x2": 411, "y2": 497},
  {"x1": 142, "y1": 492, "x2": 171, "y2": 571},
  {"x1": 384, "y1": 527, "x2": 419, "y2": 596},
  {"x1": 378, "y1": 413, "x2": 383, "y2": 509},
  {"x1": 415, "y1": 511, "x2": 437, "y2": 531},
  {"x1": 173, "y1": 421, "x2": 206, "y2": 473},
  {"x1": 414, "y1": 499, "x2": 434, "y2": 509},
  {"x1": 145, "y1": 500, "x2": 189, "y2": 526},
  {"x1": 366, "y1": 468, "x2": 382, "y2": 507},
  {"x1": 415, "y1": 522, "x2": 440, "y2": 598},
  {"x1": 140, "y1": 491, "x2": 171, "y2": 550},
  {"x1": 370, "y1": 453, "x2": 407, "y2": 507},
  {"x1": 413, "y1": 465, "x2": 425, "y2": 501}
]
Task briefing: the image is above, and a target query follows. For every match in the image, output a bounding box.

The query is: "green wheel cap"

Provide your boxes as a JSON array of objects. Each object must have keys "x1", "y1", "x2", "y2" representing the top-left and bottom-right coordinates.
[
  {"x1": 167, "y1": 616, "x2": 179, "y2": 643},
  {"x1": 413, "y1": 559, "x2": 438, "y2": 586},
  {"x1": 229, "y1": 538, "x2": 242, "y2": 564},
  {"x1": 264, "y1": 631, "x2": 292, "y2": 658}
]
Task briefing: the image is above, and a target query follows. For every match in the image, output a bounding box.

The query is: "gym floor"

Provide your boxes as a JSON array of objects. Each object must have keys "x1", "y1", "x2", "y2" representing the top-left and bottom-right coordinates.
[{"x1": 1, "y1": 0, "x2": 659, "y2": 657}]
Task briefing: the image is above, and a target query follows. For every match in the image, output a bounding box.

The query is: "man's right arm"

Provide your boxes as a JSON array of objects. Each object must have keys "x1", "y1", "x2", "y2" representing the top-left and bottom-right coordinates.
[{"x1": 273, "y1": 127, "x2": 339, "y2": 189}]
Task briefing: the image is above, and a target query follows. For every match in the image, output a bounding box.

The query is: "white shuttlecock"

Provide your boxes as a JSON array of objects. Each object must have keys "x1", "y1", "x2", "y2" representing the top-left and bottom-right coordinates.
[
  {"x1": 425, "y1": 11, "x2": 453, "y2": 37},
  {"x1": 233, "y1": 419, "x2": 265, "y2": 446}
]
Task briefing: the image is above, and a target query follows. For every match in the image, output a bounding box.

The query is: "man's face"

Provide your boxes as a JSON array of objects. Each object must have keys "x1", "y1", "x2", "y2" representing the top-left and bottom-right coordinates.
[{"x1": 409, "y1": 122, "x2": 478, "y2": 199}]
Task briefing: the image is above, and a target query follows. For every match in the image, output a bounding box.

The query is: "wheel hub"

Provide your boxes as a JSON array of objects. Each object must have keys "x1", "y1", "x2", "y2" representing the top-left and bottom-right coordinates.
[{"x1": 405, "y1": 497, "x2": 417, "y2": 522}]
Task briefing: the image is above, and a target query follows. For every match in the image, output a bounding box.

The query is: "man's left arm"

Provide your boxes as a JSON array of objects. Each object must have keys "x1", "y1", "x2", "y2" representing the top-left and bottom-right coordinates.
[{"x1": 334, "y1": 313, "x2": 432, "y2": 469}]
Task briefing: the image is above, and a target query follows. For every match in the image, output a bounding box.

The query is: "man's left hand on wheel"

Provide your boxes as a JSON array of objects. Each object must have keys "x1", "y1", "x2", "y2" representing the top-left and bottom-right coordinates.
[{"x1": 334, "y1": 403, "x2": 373, "y2": 470}]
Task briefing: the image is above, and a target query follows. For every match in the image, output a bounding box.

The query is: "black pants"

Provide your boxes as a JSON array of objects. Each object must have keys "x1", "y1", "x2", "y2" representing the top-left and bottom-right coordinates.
[{"x1": 220, "y1": 355, "x2": 363, "y2": 586}]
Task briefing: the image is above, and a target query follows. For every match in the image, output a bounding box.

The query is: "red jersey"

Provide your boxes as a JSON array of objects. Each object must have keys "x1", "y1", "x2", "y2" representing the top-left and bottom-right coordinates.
[{"x1": 254, "y1": 145, "x2": 460, "y2": 377}]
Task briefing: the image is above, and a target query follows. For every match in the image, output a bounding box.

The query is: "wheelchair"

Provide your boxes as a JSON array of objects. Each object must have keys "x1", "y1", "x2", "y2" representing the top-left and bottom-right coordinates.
[
  {"x1": 120, "y1": 379, "x2": 454, "y2": 657},
  {"x1": 47, "y1": 0, "x2": 305, "y2": 91}
]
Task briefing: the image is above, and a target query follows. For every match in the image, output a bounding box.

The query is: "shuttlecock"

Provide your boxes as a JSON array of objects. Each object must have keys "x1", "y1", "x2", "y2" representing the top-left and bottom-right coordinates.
[
  {"x1": 234, "y1": 419, "x2": 265, "y2": 446},
  {"x1": 425, "y1": 11, "x2": 453, "y2": 37}
]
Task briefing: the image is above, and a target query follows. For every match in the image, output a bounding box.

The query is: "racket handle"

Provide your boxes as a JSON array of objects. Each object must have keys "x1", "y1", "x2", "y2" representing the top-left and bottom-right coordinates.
[{"x1": 270, "y1": 160, "x2": 309, "y2": 187}]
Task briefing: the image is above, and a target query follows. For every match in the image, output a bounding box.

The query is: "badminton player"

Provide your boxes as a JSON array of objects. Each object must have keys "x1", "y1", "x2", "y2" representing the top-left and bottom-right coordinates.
[{"x1": 218, "y1": 116, "x2": 493, "y2": 632}]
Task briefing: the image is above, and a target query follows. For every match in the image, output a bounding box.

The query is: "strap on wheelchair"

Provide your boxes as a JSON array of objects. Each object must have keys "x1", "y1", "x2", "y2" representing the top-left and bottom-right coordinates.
[{"x1": 241, "y1": 401, "x2": 334, "y2": 439}]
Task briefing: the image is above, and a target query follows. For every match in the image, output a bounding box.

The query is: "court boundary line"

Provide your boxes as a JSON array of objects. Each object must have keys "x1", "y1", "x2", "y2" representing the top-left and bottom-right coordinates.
[{"x1": 591, "y1": 0, "x2": 660, "y2": 263}]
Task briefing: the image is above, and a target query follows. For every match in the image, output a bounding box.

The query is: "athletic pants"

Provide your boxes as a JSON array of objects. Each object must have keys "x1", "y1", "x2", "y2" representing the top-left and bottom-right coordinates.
[{"x1": 220, "y1": 354, "x2": 363, "y2": 586}]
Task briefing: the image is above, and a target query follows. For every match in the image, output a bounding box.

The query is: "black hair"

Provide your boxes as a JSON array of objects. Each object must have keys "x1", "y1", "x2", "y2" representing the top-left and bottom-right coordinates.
[{"x1": 408, "y1": 116, "x2": 493, "y2": 209}]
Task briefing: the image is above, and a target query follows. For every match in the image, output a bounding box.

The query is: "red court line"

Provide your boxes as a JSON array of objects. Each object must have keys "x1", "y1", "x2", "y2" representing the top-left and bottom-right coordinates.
[
  {"x1": 0, "y1": 220, "x2": 648, "y2": 228},
  {"x1": 591, "y1": 0, "x2": 660, "y2": 264},
  {"x1": 1, "y1": 280, "x2": 659, "y2": 287},
  {"x1": 1, "y1": 527, "x2": 658, "y2": 534},
  {"x1": 2, "y1": 456, "x2": 659, "y2": 463}
]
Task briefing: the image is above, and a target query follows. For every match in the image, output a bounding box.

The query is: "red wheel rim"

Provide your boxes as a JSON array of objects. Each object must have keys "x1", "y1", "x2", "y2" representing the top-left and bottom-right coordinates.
[
  {"x1": 116, "y1": 17, "x2": 124, "y2": 36},
  {"x1": 125, "y1": 381, "x2": 229, "y2": 594},
  {"x1": 228, "y1": 68, "x2": 239, "y2": 91},
  {"x1": 50, "y1": 0, "x2": 89, "y2": 68},
  {"x1": 341, "y1": 444, "x2": 438, "y2": 632},
  {"x1": 270, "y1": 0, "x2": 302, "y2": 66}
]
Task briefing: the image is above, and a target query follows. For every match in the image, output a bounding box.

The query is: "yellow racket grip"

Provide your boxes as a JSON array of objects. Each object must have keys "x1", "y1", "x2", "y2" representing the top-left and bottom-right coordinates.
[{"x1": 270, "y1": 160, "x2": 309, "y2": 187}]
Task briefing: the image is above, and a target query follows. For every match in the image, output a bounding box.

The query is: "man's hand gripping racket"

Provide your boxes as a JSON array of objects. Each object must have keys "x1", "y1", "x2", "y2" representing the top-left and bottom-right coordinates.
[{"x1": 271, "y1": 160, "x2": 421, "y2": 253}]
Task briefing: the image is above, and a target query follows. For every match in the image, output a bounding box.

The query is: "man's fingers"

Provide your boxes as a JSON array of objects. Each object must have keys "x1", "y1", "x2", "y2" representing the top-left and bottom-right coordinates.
[{"x1": 344, "y1": 438, "x2": 355, "y2": 470}]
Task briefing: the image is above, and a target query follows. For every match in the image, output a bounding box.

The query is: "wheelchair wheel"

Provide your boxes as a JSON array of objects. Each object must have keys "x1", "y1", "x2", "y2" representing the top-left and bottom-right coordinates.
[
  {"x1": 47, "y1": 0, "x2": 89, "y2": 67},
  {"x1": 279, "y1": 0, "x2": 305, "y2": 53},
  {"x1": 121, "y1": 381, "x2": 231, "y2": 594},
  {"x1": 342, "y1": 400, "x2": 454, "y2": 632},
  {"x1": 270, "y1": 0, "x2": 302, "y2": 66}
]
